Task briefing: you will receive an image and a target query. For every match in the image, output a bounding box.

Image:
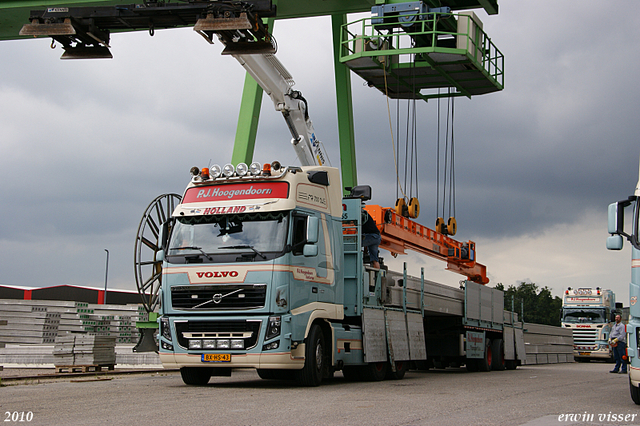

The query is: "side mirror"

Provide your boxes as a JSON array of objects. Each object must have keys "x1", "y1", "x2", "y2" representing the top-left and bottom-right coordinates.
[
  {"x1": 303, "y1": 244, "x2": 318, "y2": 257},
  {"x1": 156, "y1": 250, "x2": 165, "y2": 262},
  {"x1": 307, "y1": 216, "x2": 319, "y2": 244},
  {"x1": 608, "y1": 202, "x2": 623, "y2": 234},
  {"x1": 607, "y1": 235, "x2": 623, "y2": 251},
  {"x1": 159, "y1": 220, "x2": 171, "y2": 250}
]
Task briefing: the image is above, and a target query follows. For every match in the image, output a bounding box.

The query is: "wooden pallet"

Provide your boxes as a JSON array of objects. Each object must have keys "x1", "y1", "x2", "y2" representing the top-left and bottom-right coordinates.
[{"x1": 54, "y1": 364, "x2": 115, "y2": 374}]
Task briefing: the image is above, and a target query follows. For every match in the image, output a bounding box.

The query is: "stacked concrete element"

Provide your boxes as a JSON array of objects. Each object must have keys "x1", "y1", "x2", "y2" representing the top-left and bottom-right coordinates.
[
  {"x1": 0, "y1": 318, "x2": 6, "y2": 371},
  {"x1": 53, "y1": 333, "x2": 116, "y2": 371},
  {"x1": 0, "y1": 300, "x2": 143, "y2": 344},
  {"x1": 523, "y1": 322, "x2": 574, "y2": 364}
]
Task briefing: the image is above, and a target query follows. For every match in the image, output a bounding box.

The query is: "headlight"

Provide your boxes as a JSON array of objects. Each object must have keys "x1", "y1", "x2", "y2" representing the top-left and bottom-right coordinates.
[
  {"x1": 160, "y1": 317, "x2": 172, "y2": 340},
  {"x1": 265, "y1": 316, "x2": 281, "y2": 340},
  {"x1": 217, "y1": 339, "x2": 231, "y2": 349},
  {"x1": 231, "y1": 339, "x2": 244, "y2": 349},
  {"x1": 203, "y1": 339, "x2": 217, "y2": 349},
  {"x1": 189, "y1": 339, "x2": 202, "y2": 349}
]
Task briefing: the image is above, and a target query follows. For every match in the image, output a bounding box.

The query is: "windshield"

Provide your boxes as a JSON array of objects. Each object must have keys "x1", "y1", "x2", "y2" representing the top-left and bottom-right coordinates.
[
  {"x1": 167, "y1": 211, "x2": 289, "y2": 263},
  {"x1": 562, "y1": 308, "x2": 606, "y2": 324}
]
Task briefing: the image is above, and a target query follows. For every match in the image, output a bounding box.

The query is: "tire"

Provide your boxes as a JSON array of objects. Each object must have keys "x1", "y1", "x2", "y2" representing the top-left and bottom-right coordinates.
[
  {"x1": 630, "y1": 380, "x2": 640, "y2": 405},
  {"x1": 180, "y1": 367, "x2": 212, "y2": 386},
  {"x1": 505, "y1": 360, "x2": 517, "y2": 370},
  {"x1": 466, "y1": 359, "x2": 479, "y2": 372},
  {"x1": 257, "y1": 369, "x2": 295, "y2": 380},
  {"x1": 361, "y1": 361, "x2": 387, "y2": 381},
  {"x1": 385, "y1": 361, "x2": 408, "y2": 380},
  {"x1": 491, "y1": 339, "x2": 505, "y2": 371},
  {"x1": 295, "y1": 324, "x2": 325, "y2": 387},
  {"x1": 478, "y1": 339, "x2": 492, "y2": 372}
]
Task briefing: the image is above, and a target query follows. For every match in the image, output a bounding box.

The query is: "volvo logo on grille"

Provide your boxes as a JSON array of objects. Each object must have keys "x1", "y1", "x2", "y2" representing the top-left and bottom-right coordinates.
[{"x1": 212, "y1": 293, "x2": 223, "y2": 304}]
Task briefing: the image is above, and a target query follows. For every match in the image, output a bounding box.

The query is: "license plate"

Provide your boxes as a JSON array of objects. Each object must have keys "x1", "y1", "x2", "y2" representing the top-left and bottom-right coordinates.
[
  {"x1": 579, "y1": 352, "x2": 590, "y2": 356},
  {"x1": 202, "y1": 353, "x2": 231, "y2": 362}
]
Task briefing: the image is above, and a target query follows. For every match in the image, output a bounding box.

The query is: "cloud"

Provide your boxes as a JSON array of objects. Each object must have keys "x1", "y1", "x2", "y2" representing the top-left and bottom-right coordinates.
[{"x1": 0, "y1": 4, "x2": 639, "y2": 303}]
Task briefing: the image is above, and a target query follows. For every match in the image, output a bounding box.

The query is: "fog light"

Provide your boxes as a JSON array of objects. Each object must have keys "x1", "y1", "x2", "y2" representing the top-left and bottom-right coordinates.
[
  {"x1": 262, "y1": 340, "x2": 280, "y2": 351},
  {"x1": 203, "y1": 339, "x2": 217, "y2": 349},
  {"x1": 222, "y1": 164, "x2": 235, "y2": 177},
  {"x1": 231, "y1": 339, "x2": 244, "y2": 349},
  {"x1": 249, "y1": 162, "x2": 262, "y2": 176},
  {"x1": 236, "y1": 163, "x2": 248, "y2": 176},
  {"x1": 161, "y1": 341, "x2": 173, "y2": 351},
  {"x1": 217, "y1": 339, "x2": 230, "y2": 349},
  {"x1": 189, "y1": 339, "x2": 203, "y2": 349}
]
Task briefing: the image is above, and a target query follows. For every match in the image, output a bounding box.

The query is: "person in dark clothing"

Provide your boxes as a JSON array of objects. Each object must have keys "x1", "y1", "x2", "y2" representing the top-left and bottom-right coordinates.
[{"x1": 362, "y1": 209, "x2": 381, "y2": 269}]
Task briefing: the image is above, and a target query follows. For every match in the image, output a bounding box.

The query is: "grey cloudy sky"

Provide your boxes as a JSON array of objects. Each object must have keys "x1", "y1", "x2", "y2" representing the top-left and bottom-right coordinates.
[{"x1": 0, "y1": 0, "x2": 638, "y2": 304}]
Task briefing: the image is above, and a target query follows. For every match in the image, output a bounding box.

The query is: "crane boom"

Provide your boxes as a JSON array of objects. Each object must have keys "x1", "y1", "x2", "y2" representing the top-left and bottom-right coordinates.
[{"x1": 230, "y1": 53, "x2": 327, "y2": 166}]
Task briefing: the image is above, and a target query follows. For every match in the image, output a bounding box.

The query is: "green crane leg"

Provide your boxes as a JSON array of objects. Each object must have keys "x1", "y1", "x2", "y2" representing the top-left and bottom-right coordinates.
[
  {"x1": 231, "y1": 15, "x2": 277, "y2": 165},
  {"x1": 331, "y1": 14, "x2": 358, "y2": 194},
  {"x1": 231, "y1": 74, "x2": 263, "y2": 165}
]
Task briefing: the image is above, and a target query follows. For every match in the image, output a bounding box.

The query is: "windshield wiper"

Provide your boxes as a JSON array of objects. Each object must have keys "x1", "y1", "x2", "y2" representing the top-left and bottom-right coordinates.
[
  {"x1": 171, "y1": 246, "x2": 213, "y2": 261},
  {"x1": 219, "y1": 245, "x2": 267, "y2": 260}
]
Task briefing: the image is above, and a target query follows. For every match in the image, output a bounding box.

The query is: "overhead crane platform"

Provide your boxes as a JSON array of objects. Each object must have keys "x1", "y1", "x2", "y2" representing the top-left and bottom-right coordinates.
[{"x1": 340, "y1": 10, "x2": 503, "y2": 100}]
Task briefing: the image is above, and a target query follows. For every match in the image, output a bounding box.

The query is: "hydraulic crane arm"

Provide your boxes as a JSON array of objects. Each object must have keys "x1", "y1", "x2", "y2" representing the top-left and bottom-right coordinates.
[{"x1": 230, "y1": 53, "x2": 327, "y2": 166}]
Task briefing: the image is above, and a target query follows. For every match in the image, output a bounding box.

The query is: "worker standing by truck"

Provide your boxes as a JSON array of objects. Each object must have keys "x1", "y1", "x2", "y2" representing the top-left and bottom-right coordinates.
[
  {"x1": 610, "y1": 314, "x2": 627, "y2": 374},
  {"x1": 362, "y1": 208, "x2": 381, "y2": 269}
]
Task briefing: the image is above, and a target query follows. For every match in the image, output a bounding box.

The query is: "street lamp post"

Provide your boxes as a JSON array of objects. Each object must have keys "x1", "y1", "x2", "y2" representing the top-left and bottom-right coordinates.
[{"x1": 104, "y1": 249, "x2": 109, "y2": 305}]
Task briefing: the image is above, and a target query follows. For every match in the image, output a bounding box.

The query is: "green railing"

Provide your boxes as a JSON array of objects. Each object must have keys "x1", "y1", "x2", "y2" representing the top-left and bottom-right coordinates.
[{"x1": 340, "y1": 11, "x2": 504, "y2": 96}]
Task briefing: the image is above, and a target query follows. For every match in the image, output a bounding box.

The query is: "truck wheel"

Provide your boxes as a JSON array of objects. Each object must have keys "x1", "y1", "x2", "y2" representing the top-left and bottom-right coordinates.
[
  {"x1": 466, "y1": 359, "x2": 479, "y2": 372},
  {"x1": 478, "y1": 339, "x2": 492, "y2": 372},
  {"x1": 296, "y1": 324, "x2": 324, "y2": 387},
  {"x1": 362, "y1": 361, "x2": 387, "y2": 381},
  {"x1": 505, "y1": 360, "x2": 517, "y2": 370},
  {"x1": 491, "y1": 339, "x2": 505, "y2": 371},
  {"x1": 630, "y1": 380, "x2": 640, "y2": 405},
  {"x1": 385, "y1": 361, "x2": 408, "y2": 380},
  {"x1": 180, "y1": 367, "x2": 212, "y2": 386}
]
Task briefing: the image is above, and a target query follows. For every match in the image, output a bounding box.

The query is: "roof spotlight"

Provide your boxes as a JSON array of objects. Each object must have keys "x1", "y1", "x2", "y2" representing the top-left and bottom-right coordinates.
[
  {"x1": 210, "y1": 164, "x2": 222, "y2": 178},
  {"x1": 222, "y1": 163, "x2": 235, "y2": 177},
  {"x1": 236, "y1": 162, "x2": 248, "y2": 177},
  {"x1": 249, "y1": 162, "x2": 262, "y2": 176},
  {"x1": 190, "y1": 166, "x2": 200, "y2": 176}
]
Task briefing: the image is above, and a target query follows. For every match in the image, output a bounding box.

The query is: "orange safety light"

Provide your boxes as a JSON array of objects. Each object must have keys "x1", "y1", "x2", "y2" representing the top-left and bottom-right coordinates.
[
  {"x1": 262, "y1": 163, "x2": 272, "y2": 176},
  {"x1": 201, "y1": 167, "x2": 210, "y2": 179}
]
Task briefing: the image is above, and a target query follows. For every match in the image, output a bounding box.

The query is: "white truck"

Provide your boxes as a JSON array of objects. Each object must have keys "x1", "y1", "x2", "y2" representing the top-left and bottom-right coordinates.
[
  {"x1": 606, "y1": 158, "x2": 640, "y2": 404},
  {"x1": 561, "y1": 287, "x2": 618, "y2": 362}
]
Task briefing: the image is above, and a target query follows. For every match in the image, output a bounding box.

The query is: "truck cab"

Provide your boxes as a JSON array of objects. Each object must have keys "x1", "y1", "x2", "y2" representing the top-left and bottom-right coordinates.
[
  {"x1": 561, "y1": 287, "x2": 616, "y2": 361},
  {"x1": 157, "y1": 163, "x2": 345, "y2": 384}
]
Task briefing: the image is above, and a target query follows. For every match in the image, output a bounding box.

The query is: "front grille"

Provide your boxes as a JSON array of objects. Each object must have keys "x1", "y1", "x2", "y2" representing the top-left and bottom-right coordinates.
[
  {"x1": 171, "y1": 284, "x2": 266, "y2": 310},
  {"x1": 572, "y1": 329, "x2": 597, "y2": 346},
  {"x1": 174, "y1": 320, "x2": 261, "y2": 350}
]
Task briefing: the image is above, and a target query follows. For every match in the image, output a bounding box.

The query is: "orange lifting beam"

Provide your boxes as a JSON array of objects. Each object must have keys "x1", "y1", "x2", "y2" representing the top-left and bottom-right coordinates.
[{"x1": 364, "y1": 205, "x2": 489, "y2": 285}]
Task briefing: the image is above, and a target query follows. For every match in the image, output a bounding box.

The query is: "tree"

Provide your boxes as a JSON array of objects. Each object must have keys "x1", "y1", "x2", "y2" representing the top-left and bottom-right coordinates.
[{"x1": 495, "y1": 282, "x2": 562, "y2": 326}]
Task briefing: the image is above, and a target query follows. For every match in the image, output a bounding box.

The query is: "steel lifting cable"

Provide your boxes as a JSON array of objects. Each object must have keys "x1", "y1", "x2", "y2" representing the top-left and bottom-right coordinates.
[
  {"x1": 383, "y1": 41, "x2": 409, "y2": 202},
  {"x1": 436, "y1": 89, "x2": 457, "y2": 231}
]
